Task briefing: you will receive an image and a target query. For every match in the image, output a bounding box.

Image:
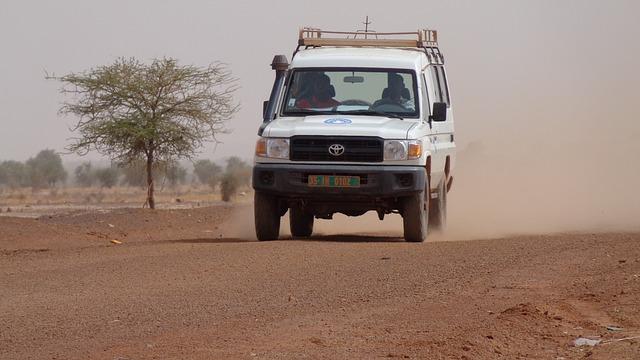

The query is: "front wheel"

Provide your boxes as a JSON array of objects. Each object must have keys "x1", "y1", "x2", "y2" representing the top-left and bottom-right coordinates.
[
  {"x1": 254, "y1": 191, "x2": 281, "y2": 241},
  {"x1": 402, "y1": 177, "x2": 429, "y2": 242}
]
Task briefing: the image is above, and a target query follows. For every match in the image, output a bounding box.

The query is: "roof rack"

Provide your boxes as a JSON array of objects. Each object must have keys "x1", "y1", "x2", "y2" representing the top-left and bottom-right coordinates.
[{"x1": 296, "y1": 28, "x2": 444, "y2": 64}]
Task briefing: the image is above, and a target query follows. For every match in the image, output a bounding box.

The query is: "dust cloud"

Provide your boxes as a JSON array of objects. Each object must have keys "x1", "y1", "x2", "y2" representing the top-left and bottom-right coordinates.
[
  {"x1": 444, "y1": 62, "x2": 640, "y2": 239},
  {"x1": 227, "y1": 90, "x2": 640, "y2": 241},
  {"x1": 445, "y1": 113, "x2": 640, "y2": 240},
  {"x1": 226, "y1": 109, "x2": 640, "y2": 242}
]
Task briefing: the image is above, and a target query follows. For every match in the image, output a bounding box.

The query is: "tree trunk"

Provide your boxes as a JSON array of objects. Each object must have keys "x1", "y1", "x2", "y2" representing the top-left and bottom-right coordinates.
[{"x1": 146, "y1": 153, "x2": 155, "y2": 209}]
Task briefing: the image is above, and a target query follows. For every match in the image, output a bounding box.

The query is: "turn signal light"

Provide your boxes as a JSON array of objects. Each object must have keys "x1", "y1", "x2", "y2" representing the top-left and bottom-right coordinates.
[
  {"x1": 408, "y1": 142, "x2": 422, "y2": 159},
  {"x1": 255, "y1": 138, "x2": 267, "y2": 157}
]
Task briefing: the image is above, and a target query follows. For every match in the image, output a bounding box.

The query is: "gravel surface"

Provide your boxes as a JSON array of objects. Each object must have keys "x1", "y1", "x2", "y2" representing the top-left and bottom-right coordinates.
[{"x1": 1, "y1": 205, "x2": 639, "y2": 359}]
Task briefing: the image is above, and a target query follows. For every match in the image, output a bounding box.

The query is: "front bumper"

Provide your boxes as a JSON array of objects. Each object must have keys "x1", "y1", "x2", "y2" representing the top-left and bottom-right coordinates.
[{"x1": 252, "y1": 163, "x2": 425, "y2": 200}]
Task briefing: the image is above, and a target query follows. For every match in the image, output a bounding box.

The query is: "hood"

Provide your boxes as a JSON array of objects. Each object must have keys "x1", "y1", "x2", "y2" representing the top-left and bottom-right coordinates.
[{"x1": 264, "y1": 115, "x2": 416, "y2": 139}]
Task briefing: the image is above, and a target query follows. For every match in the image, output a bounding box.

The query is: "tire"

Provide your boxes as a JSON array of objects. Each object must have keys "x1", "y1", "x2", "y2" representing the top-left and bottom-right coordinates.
[
  {"x1": 289, "y1": 206, "x2": 314, "y2": 237},
  {"x1": 429, "y1": 176, "x2": 448, "y2": 232},
  {"x1": 254, "y1": 191, "x2": 281, "y2": 241},
  {"x1": 402, "y1": 176, "x2": 429, "y2": 242}
]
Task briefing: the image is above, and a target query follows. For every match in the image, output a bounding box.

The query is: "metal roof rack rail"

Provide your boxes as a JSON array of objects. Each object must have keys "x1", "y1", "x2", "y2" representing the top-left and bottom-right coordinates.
[{"x1": 294, "y1": 28, "x2": 444, "y2": 64}]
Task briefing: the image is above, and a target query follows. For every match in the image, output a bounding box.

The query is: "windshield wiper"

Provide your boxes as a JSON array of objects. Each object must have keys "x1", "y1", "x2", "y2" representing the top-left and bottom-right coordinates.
[
  {"x1": 338, "y1": 109, "x2": 404, "y2": 120},
  {"x1": 282, "y1": 110, "x2": 335, "y2": 116}
]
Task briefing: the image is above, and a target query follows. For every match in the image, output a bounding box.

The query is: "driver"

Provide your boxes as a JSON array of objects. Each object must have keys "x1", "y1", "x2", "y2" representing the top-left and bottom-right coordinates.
[
  {"x1": 296, "y1": 74, "x2": 340, "y2": 109},
  {"x1": 372, "y1": 74, "x2": 408, "y2": 109}
]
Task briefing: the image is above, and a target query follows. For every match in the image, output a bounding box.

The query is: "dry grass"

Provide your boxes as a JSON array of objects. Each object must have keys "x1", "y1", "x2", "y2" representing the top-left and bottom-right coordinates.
[{"x1": 0, "y1": 185, "x2": 252, "y2": 216}]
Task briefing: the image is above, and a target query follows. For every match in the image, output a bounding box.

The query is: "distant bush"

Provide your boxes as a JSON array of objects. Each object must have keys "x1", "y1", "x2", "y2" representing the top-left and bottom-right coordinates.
[
  {"x1": 0, "y1": 160, "x2": 28, "y2": 188},
  {"x1": 25, "y1": 150, "x2": 67, "y2": 188},
  {"x1": 94, "y1": 166, "x2": 120, "y2": 188},
  {"x1": 74, "y1": 162, "x2": 94, "y2": 187},
  {"x1": 121, "y1": 159, "x2": 149, "y2": 187},
  {"x1": 193, "y1": 159, "x2": 222, "y2": 189},
  {"x1": 165, "y1": 162, "x2": 187, "y2": 187},
  {"x1": 0, "y1": 150, "x2": 68, "y2": 189}
]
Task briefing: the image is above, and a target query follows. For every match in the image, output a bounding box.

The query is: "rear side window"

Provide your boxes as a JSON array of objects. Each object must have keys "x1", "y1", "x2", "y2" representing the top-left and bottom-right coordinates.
[
  {"x1": 430, "y1": 67, "x2": 442, "y2": 103},
  {"x1": 437, "y1": 66, "x2": 451, "y2": 107},
  {"x1": 421, "y1": 74, "x2": 431, "y2": 116}
]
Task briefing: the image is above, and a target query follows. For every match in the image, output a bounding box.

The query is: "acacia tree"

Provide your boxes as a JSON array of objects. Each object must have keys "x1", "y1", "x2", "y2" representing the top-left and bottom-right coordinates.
[
  {"x1": 54, "y1": 57, "x2": 238, "y2": 208},
  {"x1": 26, "y1": 149, "x2": 68, "y2": 188}
]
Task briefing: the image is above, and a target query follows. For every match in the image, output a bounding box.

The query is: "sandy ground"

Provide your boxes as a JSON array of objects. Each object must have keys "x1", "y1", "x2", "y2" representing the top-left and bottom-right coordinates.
[{"x1": 1, "y1": 205, "x2": 639, "y2": 359}]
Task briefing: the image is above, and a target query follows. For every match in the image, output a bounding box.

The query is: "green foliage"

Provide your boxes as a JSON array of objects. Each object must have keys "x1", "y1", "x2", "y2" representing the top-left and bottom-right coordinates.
[
  {"x1": 164, "y1": 162, "x2": 187, "y2": 187},
  {"x1": 74, "y1": 162, "x2": 94, "y2": 187},
  {"x1": 53, "y1": 57, "x2": 239, "y2": 208},
  {"x1": 193, "y1": 159, "x2": 222, "y2": 189},
  {"x1": 74, "y1": 161, "x2": 121, "y2": 188},
  {"x1": 25, "y1": 150, "x2": 67, "y2": 188},
  {"x1": 121, "y1": 159, "x2": 150, "y2": 187},
  {"x1": 0, "y1": 160, "x2": 28, "y2": 188},
  {"x1": 94, "y1": 166, "x2": 120, "y2": 188}
]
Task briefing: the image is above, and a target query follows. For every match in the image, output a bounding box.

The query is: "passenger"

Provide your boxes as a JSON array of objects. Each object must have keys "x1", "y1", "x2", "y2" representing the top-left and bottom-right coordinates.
[
  {"x1": 292, "y1": 72, "x2": 315, "y2": 104},
  {"x1": 296, "y1": 74, "x2": 340, "y2": 109}
]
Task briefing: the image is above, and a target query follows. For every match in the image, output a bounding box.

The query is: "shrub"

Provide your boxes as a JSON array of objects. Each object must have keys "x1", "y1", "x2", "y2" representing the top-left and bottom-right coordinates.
[
  {"x1": 74, "y1": 162, "x2": 94, "y2": 187},
  {"x1": 94, "y1": 166, "x2": 120, "y2": 188},
  {"x1": 193, "y1": 159, "x2": 222, "y2": 189},
  {"x1": 0, "y1": 161, "x2": 28, "y2": 188}
]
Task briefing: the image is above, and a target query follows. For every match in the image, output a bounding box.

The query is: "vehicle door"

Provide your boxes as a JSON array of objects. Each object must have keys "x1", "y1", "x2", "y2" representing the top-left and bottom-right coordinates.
[{"x1": 424, "y1": 65, "x2": 454, "y2": 186}]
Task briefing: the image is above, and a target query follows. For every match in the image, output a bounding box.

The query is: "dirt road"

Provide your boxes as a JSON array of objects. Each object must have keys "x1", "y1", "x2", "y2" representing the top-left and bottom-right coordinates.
[{"x1": 1, "y1": 206, "x2": 639, "y2": 359}]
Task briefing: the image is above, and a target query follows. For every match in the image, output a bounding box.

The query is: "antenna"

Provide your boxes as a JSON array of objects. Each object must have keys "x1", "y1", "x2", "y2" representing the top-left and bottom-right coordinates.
[
  {"x1": 351, "y1": 16, "x2": 376, "y2": 40},
  {"x1": 363, "y1": 16, "x2": 371, "y2": 38}
]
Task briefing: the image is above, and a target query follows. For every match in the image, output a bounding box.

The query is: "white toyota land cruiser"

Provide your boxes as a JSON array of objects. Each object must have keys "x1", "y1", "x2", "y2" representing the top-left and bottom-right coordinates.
[{"x1": 253, "y1": 28, "x2": 455, "y2": 242}]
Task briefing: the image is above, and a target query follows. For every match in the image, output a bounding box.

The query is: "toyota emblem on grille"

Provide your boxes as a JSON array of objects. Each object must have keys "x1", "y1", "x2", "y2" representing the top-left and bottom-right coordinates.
[{"x1": 328, "y1": 144, "x2": 345, "y2": 156}]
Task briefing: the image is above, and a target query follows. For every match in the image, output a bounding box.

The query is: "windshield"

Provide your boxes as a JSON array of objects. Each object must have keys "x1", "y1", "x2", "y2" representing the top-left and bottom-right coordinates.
[{"x1": 282, "y1": 69, "x2": 419, "y2": 118}]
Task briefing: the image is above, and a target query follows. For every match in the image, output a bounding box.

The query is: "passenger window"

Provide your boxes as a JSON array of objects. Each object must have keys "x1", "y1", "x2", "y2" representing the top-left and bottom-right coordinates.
[{"x1": 437, "y1": 66, "x2": 451, "y2": 107}]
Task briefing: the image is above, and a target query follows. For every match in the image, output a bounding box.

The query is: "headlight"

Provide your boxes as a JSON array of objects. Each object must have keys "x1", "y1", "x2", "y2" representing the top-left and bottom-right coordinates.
[
  {"x1": 383, "y1": 140, "x2": 422, "y2": 161},
  {"x1": 255, "y1": 138, "x2": 290, "y2": 159},
  {"x1": 384, "y1": 140, "x2": 407, "y2": 161}
]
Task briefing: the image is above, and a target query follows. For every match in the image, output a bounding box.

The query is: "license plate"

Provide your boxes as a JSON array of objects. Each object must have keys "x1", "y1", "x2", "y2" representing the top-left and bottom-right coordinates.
[{"x1": 308, "y1": 175, "x2": 360, "y2": 188}]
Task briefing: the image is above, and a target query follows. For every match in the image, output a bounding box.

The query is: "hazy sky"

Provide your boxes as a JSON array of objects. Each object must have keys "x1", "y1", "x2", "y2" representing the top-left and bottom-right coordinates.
[{"x1": 1, "y1": 0, "x2": 638, "y2": 163}]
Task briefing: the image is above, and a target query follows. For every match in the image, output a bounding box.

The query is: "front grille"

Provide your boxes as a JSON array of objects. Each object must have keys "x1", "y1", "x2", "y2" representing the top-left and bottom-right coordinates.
[{"x1": 290, "y1": 136, "x2": 383, "y2": 162}]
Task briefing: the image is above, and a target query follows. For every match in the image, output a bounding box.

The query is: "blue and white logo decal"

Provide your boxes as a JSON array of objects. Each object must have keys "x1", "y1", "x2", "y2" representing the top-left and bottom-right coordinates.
[{"x1": 324, "y1": 118, "x2": 352, "y2": 125}]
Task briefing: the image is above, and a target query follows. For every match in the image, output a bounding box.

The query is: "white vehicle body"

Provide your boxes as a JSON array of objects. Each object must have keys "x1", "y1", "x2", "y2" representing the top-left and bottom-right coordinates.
[{"x1": 253, "y1": 29, "x2": 455, "y2": 242}]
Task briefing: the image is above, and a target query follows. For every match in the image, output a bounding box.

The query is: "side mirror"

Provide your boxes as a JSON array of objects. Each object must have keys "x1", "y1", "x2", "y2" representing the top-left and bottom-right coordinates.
[
  {"x1": 263, "y1": 100, "x2": 269, "y2": 119},
  {"x1": 429, "y1": 102, "x2": 447, "y2": 122}
]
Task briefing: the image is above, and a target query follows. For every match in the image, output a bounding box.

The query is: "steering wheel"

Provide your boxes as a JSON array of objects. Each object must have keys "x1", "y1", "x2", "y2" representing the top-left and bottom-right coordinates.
[
  {"x1": 340, "y1": 99, "x2": 372, "y2": 106},
  {"x1": 370, "y1": 99, "x2": 407, "y2": 113}
]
